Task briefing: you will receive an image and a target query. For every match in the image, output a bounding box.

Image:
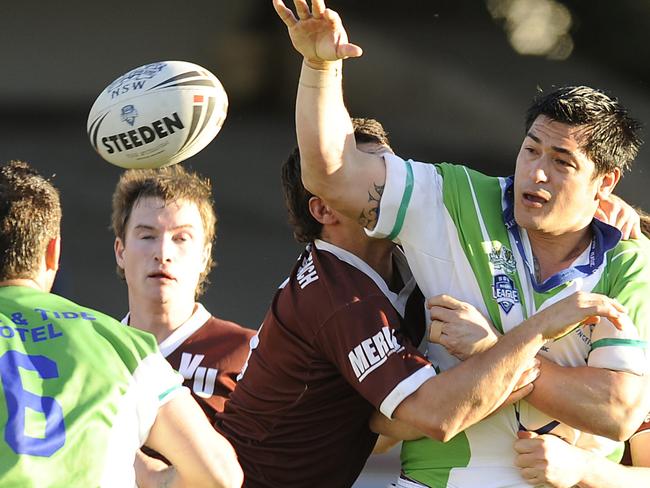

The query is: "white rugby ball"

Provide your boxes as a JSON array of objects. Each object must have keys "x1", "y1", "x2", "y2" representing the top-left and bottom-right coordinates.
[{"x1": 87, "y1": 60, "x2": 228, "y2": 169}]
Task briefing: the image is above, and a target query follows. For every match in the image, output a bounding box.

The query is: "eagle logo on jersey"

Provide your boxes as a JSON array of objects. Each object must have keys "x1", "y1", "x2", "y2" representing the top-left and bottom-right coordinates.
[{"x1": 488, "y1": 245, "x2": 517, "y2": 275}]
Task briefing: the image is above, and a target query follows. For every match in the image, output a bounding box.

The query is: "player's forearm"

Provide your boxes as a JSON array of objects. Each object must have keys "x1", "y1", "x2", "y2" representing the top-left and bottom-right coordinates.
[
  {"x1": 134, "y1": 450, "x2": 175, "y2": 488},
  {"x1": 578, "y1": 455, "x2": 650, "y2": 488},
  {"x1": 527, "y1": 358, "x2": 649, "y2": 440},
  {"x1": 296, "y1": 60, "x2": 356, "y2": 200},
  {"x1": 369, "y1": 411, "x2": 425, "y2": 441},
  {"x1": 398, "y1": 318, "x2": 545, "y2": 441}
]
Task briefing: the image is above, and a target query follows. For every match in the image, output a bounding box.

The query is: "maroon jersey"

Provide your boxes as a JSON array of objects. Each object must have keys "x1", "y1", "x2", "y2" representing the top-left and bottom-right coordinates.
[
  {"x1": 216, "y1": 240, "x2": 434, "y2": 488},
  {"x1": 621, "y1": 412, "x2": 650, "y2": 466},
  {"x1": 124, "y1": 303, "x2": 255, "y2": 421}
]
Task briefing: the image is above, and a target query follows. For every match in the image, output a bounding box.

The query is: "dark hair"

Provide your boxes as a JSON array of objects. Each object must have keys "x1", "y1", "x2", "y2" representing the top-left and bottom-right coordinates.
[
  {"x1": 0, "y1": 161, "x2": 61, "y2": 280},
  {"x1": 525, "y1": 86, "x2": 643, "y2": 175},
  {"x1": 111, "y1": 164, "x2": 217, "y2": 297},
  {"x1": 281, "y1": 118, "x2": 390, "y2": 243}
]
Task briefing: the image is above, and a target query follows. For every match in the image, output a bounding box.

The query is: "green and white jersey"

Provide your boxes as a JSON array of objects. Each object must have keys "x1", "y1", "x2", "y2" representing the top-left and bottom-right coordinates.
[
  {"x1": 368, "y1": 154, "x2": 650, "y2": 488},
  {"x1": 0, "y1": 286, "x2": 184, "y2": 488}
]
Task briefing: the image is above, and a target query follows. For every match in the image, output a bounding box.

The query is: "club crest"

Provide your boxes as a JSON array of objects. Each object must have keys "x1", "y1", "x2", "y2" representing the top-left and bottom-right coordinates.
[{"x1": 488, "y1": 245, "x2": 517, "y2": 275}]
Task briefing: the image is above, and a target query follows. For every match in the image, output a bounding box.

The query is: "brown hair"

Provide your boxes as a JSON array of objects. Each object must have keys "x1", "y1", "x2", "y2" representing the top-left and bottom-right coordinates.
[
  {"x1": 111, "y1": 165, "x2": 216, "y2": 297},
  {"x1": 281, "y1": 118, "x2": 391, "y2": 243},
  {"x1": 0, "y1": 161, "x2": 61, "y2": 280}
]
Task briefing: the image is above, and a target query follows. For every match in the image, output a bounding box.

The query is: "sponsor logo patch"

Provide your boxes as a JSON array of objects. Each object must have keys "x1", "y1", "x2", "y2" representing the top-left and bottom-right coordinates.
[{"x1": 348, "y1": 326, "x2": 404, "y2": 381}]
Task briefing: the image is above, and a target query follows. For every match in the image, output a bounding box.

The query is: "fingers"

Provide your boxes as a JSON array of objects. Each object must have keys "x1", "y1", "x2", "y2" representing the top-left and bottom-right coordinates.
[
  {"x1": 607, "y1": 311, "x2": 634, "y2": 332},
  {"x1": 273, "y1": 0, "x2": 298, "y2": 26},
  {"x1": 594, "y1": 207, "x2": 607, "y2": 223},
  {"x1": 427, "y1": 294, "x2": 463, "y2": 310},
  {"x1": 322, "y1": 8, "x2": 364, "y2": 60},
  {"x1": 513, "y1": 434, "x2": 540, "y2": 454},
  {"x1": 517, "y1": 430, "x2": 537, "y2": 440},
  {"x1": 619, "y1": 208, "x2": 640, "y2": 239},
  {"x1": 513, "y1": 361, "x2": 541, "y2": 391},
  {"x1": 584, "y1": 295, "x2": 626, "y2": 331},
  {"x1": 630, "y1": 218, "x2": 641, "y2": 239},
  {"x1": 429, "y1": 320, "x2": 443, "y2": 343},
  {"x1": 337, "y1": 43, "x2": 363, "y2": 59},
  {"x1": 293, "y1": 0, "x2": 312, "y2": 19},
  {"x1": 504, "y1": 383, "x2": 534, "y2": 405},
  {"x1": 311, "y1": 0, "x2": 325, "y2": 17},
  {"x1": 428, "y1": 305, "x2": 458, "y2": 323},
  {"x1": 519, "y1": 467, "x2": 544, "y2": 486}
]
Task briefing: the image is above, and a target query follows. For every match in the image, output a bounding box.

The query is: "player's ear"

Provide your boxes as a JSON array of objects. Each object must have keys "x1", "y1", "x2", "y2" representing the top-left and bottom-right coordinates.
[
  {"x1": 308, "y1": 196, "x2": 338, "y2": 225},
  {"x1": 45, "y1": 236, "x2": 61, "y2": 272},
  {"x1": 201, "y1": 243, "x2": 212, "y2": 271},
  {"x1": 596, "y1": 167, "x2": 621, "y2": 200},
  {"x1": 114, "y1": 237, "x2": 125, "y2": 268}
]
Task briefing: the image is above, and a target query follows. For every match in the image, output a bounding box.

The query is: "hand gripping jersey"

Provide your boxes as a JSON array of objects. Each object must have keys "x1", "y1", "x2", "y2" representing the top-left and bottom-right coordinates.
[
  {"x1": 368, "y1": 154, "x2": 650, "y2": 488},
  {"x1": 0, "y1": 286, "x2": 183, "y2": 488},
  {"x1": 124, "y1": 303, "x2": 255, "y2": 421},
  {"x1": 215, "y1": 240, "x2": 433, "y2": 488}
]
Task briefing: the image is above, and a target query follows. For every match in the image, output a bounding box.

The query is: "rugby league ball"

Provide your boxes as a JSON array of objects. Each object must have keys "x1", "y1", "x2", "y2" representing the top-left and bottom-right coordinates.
[{"x1": 87, "y1": 61, "x2": 228, "y2": 169}]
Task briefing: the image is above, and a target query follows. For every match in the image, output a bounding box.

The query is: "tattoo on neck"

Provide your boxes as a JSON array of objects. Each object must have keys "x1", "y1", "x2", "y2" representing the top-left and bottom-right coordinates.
[
  {"x1": 533, "y1": 256, "x2": 541, "y2": 282},
  {"x1": 358, "y1": 182, "x2": 385, "y2": 228}
]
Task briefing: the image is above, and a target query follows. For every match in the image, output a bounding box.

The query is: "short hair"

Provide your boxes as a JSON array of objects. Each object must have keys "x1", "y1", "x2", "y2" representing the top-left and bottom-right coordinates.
[
  {"x1": 111, "y1": 165, "x2": 216, "y2": 297},
  {"x1": 525, "y1": 85, "x2": 643, "y2": 175},
  {"x1": 281, "y1": 118, "x2": 391, "y2": 243},
  {"x1": 0, "y1": 160, "x2": 61, "y2": 281}
]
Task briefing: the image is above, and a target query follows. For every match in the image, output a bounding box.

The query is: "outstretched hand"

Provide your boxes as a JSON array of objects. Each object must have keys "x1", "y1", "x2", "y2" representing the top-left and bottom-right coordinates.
[
  {"x1": 273, "y1": 0, "x2": 363, "y2": 67},
  {"x1": 533, "y1": 291, "x2": 630, "y2": 341}
]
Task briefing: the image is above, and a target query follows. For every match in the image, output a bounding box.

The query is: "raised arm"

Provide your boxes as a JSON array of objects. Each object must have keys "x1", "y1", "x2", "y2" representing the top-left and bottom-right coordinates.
[{"x1": 273, "y1": 0, "x2": 387, "y2": 228}]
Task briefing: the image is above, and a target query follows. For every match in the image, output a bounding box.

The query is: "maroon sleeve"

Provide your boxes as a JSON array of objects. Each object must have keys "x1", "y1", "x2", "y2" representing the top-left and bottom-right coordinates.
[{"x1": 314, "y1": 295, "x2": 431, "y2": 411}]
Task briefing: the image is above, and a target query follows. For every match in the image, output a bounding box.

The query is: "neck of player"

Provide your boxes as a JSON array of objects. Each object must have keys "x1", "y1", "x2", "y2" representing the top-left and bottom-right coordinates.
[
  {"x1": 527, "y1": 226, "x2": 593, "y2": 283},
  {"x1": 321, "y1": 231, "x2": 398, "y2": 291},
  {"x1": 127, "y1": 293, "x2": 197, "y2": 344}
]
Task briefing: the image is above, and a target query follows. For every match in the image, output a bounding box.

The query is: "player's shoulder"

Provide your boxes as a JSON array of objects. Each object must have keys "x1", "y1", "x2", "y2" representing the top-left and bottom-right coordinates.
[
  {"x1": 10, "y1": 287, "x2": 159, "y2": 369},
  {"x1": 309, "y1": 246, "x2": 388, "y2": 304},
  {"x1": 609, "y1": 234, "x2": 650, "y2": 269},
  {"x1": 203, "y1": 314, "x2": 256, "y2": 340}
]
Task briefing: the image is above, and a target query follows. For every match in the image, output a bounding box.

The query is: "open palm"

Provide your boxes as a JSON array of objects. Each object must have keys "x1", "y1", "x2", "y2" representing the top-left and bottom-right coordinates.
[{"x1": 273, "y1": 0, "x2": 363, "y2": 65}]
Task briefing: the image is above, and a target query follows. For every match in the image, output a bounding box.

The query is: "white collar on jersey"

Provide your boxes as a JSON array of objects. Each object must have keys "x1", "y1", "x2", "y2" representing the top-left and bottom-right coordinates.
[
  {"x1": 121, "y1": 303, "x2": 211, "y2": 357},
  {"x1": 313, "y1": 239, "x2": 417, "y2": 317}
]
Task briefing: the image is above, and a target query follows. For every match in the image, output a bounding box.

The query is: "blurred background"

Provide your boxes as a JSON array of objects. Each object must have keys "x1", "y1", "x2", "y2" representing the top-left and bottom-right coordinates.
[{"x1": 1, "y1": 1, "x2": 649, "y2": 485}]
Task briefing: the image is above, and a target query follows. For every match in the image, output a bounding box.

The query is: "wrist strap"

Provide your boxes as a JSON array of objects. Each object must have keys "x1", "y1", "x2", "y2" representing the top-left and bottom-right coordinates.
[{"x1": 299, "y1": 60, "x2": 342, "y2": 88}]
